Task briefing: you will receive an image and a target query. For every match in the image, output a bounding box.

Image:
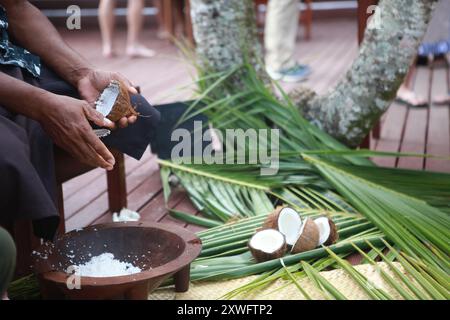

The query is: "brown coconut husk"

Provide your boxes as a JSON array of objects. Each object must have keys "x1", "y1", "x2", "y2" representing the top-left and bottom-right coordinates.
[
  {"x1": 291, "y1": 218, "x2": 320, "y2": 254},
  {"x1": 249, "y1": 242, "x2": 287, "y2": 263},
  {"x1": 104, "y1": 80, "x2": 139, "y2": 122},
  {"x1": 324, "y1": 218, "x2": 339, "y2": 246},
  {"x1": 248, "y1": 229, "x2": 287, "y2": 263},
  {"x1": 261, "y1": 206, "x2": 285, "y2": 230}
]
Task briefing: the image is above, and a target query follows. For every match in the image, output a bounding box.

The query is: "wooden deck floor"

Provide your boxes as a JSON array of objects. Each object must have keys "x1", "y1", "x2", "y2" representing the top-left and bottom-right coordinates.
[{"x1": 59, "y1": 18, "x2": 450, "y2": 232}]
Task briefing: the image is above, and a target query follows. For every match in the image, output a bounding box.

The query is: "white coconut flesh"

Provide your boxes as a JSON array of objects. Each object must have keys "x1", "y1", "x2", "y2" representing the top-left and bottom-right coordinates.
[
  {"x1": 249, "y1": 229, "x2": 285, "y2": 253},
  {"x1": 277, "y1": 208, "x2": 302, "y2": 246},
  {"x1": 315, "y1": 217, "x2": 331, "y2": 246},
  {"x1": 95, "y1": 81, "x2": 120, "y2": 117}
]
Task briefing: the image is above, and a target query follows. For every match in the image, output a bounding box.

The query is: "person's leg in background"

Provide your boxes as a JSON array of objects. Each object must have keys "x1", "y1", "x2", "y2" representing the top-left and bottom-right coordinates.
[
  {"x1": 0, "y1": 227, "x2": 16, "y2": 300},
  {"x1": 264, "y1": 0, "x2": 310, "y2": 82},
  {"x1": 98, "y1": 0, "x2": 117, "y2": 58},
  {"x1": 154, "y1": 0, "x2": 170, "y2": 39},
  {"x1": 126, "y1": 0, "x2": 155, "y2": 58},
  {"x1": 395, "y1": 62, "x2": 428, "y2": 107}
]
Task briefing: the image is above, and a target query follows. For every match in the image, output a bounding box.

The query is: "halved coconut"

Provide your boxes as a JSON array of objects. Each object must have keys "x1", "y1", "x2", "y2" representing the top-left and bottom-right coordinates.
[
  {"x1": 315, "y1": 216, "x2": 338, "y2": 246},
  {"x1": 248, "y1": 229, "x2": 287, "y2": 262},
  {"x1": 262, "y1": 206, "x2": 302, "y2": 246},
  {"x1": 291, "y1": 218, "x2": 320, "y2": 254},
  {"x1": 95, "y1": 80, "x2": 138, "y2": 122}
]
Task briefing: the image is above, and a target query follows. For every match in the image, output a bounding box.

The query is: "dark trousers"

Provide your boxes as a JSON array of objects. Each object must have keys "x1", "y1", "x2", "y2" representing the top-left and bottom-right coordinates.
[{"x1": 0, "y1": 65, "x2": 160, "y2": 240}]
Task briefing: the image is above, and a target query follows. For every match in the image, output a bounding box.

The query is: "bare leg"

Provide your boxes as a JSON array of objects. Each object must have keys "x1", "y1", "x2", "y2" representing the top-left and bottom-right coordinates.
[
  {"x1": 154, "y1": 0, "x2": 171, "y2": 39},
  {"x1": 98, "y1": 0, "x2": 117, "y2": 58},
  {"x1": 126, "y1": 0, "x2": 155, "y2": 58},
  {"x1": 396, "y1": 63, "x2": 428, "y2": 107},
  {"x1": 396, "y1": 84, "x2": 428, "y2": 107}
]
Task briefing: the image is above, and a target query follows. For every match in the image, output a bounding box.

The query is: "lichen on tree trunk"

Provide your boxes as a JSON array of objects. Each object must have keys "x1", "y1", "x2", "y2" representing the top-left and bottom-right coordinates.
[
  {"x1": 190, "y1": 0, "x2": 437, "y2": 147},
  {"x1": 190, "y1": 0, "x2": 265, "y2": 83}
]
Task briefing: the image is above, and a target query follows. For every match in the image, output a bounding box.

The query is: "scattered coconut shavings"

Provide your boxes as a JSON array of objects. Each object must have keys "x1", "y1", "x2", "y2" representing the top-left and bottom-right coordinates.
[
  {"x1": 112, "y1": 208, "x2": 140, "y2": 222},
  {"x1": 72, "y1": 252, "x2": 141, "y2": 277}
]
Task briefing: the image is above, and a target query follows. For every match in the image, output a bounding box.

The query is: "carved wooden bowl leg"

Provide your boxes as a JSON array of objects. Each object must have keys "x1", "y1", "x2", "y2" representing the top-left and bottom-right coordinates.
[{"x1": 174, "y1": 264, "x2": 191, "y2": 293}]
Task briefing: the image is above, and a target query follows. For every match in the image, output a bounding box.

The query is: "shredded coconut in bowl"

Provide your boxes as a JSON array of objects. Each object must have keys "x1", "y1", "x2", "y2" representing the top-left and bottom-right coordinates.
[{"x1": 73, "y1": 252, "x2": 141, "y2": 277}]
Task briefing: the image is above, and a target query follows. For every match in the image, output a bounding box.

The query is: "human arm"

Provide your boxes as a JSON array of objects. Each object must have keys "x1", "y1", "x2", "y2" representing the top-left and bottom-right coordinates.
[
  {"x1": 1, "y1": 0, "x2": 138, "y2": 128},
  {"x1": 0, "y1": 71, "x2": 116, "y2": 170}
]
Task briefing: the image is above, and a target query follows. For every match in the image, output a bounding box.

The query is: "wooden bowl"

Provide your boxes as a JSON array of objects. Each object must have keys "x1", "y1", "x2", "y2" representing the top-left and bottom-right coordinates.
[{"x1": 32, "y1": 222, "x2": 202, "y2": 300}]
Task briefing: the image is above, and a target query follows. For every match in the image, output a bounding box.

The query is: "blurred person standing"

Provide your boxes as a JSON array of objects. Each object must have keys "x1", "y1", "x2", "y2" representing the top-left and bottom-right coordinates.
[
  {"x1": 98, "y1": 0, "x2": 155, "y2": 58},
  {"x1": 264, "y1": 0, "x2": 311, "y2": 82}
]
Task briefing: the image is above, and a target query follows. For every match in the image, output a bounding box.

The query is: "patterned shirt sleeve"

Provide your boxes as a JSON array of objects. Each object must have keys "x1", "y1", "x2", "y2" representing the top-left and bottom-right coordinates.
[{"x1": 0, "y1": 6, "x2": 41, "y2": 77}]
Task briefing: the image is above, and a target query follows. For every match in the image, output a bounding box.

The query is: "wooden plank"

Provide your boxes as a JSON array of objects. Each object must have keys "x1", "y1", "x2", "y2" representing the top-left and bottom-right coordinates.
[
  {"x1": 65, "y1": 155, "x2": 160, "y2": 231},
  {"x1": 160, "y1": 192, "x2": 205, "y2": 231},
  {"x1": 425, "y1": 65, "x2": 450, "y2": 172},
  {"x1": 63, "y1": 151, "x2": 153, "y2": 219},
  {"x1": 63, "y1": 151, "x2": 152, "y2": 201},
  {"x1": 312, "y1": 37, "x2": 357, "y2": 94},
  {"x1": 372, "y1": 103, "x2": 408, "y2": 167},
  {"x1": 397, "y1": 67, "x2": 430, "y2": 169},
  {"x1": 284, "y1": 19, "x2": 357, "y2": 94},
  {"x1": 138, "y1": 188, "x2": 187, "y2": 223}
]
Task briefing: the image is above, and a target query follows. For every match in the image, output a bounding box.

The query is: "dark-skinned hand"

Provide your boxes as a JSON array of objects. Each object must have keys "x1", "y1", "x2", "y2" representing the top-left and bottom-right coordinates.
[
  {"x1": 38, "y1": 94, "x2": 116, "y2": 170},
  {"x1": 77, "y1": 69, "x2": 138, "y2": 128}
]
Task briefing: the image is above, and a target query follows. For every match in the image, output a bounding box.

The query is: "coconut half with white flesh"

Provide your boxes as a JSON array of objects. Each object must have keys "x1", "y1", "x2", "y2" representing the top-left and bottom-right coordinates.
[
  {"x1": 95, "y1": 80, "x2": 138, "y2": 122},
  {"x1": 315, "y1": 216, "x2": 338, "y2": 246},
  {"x1": 263, "y1": 206, "x2": 302, "y2": 246},
  {"x1": 291, "y1": 218, "x2": 320, "y2": 254},
  {"x1": 248, "y1": 229, "x2": 287, "y2": 262}
]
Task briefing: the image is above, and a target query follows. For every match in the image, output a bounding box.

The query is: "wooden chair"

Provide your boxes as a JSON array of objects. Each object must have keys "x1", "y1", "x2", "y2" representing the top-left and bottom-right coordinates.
[{"x1": 53, "y1": 147, "x2": 127, "y2": 234}]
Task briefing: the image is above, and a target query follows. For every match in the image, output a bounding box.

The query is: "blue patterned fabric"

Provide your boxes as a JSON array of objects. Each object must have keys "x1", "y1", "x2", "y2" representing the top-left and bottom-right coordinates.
[{"x1": 0, "y1": 6, "x2": 41, "y2": 77}]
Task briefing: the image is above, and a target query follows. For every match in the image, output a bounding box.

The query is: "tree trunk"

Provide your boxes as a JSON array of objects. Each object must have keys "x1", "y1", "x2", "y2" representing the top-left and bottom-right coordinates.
[
  {"x1": 190, "y1": 0, "x2": 437, "y2": 147},
  {"x1": 190, "y1": 0, "x2": 264, "y2": 79}
]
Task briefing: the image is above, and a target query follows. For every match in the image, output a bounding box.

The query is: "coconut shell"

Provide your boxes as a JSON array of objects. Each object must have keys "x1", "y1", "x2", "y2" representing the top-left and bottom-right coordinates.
[
  {"x1": 324, "y1": 218, "x2": 339, "y2": 246},
  {"x1": 248, "y1": 239, "x2": 287, "y2": 263},
  {"x1": 261, "y1": 206, "x2": 285, "y2": 230},
  {"x1": 104, "y1": 80, "x2": 139, "y2": 122},
  {"x1": 291, "y1": 219, "x2": 320, "y2": 254}
]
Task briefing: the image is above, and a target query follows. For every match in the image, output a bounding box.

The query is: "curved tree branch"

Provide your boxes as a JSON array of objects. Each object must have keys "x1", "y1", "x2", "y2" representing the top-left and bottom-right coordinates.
[
  {"x1": 190, "y1": 0, "x2": 437, "y2": 147},
  {"x1": 301, "y1": 0, "x2": 437, "y2": 146}
]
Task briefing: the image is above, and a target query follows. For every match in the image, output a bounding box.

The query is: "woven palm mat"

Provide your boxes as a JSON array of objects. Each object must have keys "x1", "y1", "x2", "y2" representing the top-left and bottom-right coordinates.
[{"x1": 149, "y1": 262, "x2": 409, "y2": 300}]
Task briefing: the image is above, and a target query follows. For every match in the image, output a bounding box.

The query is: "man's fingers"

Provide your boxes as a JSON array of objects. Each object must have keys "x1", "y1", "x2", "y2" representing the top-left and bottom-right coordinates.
[
  {"x1": 83, "y1": 104, "x2": 116, "y2": 129},
  {"x1": 128, "y1": 115, "x2": 137, "y2": 124},
  {"x1": 118, "y1": 117, "x2": 129, "y2": 128},
  {"x1": 68, "y1": 140, "x2": 111, "y2": 170},
  {"x1": 82, "y1": 128, "x2": 115, "y2": 169},
  {"x1": 113, "y1": 72, "x2": 137, "y2": 94}
]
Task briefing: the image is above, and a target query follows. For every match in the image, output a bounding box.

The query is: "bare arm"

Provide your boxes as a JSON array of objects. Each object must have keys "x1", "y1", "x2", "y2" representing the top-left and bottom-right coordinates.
[
  {"x1": 0, "y1": 71, "x2": 115, "y2": 169},
  {"x1": 0, "y1": 0, "x2": 140, "y2": 168}
]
